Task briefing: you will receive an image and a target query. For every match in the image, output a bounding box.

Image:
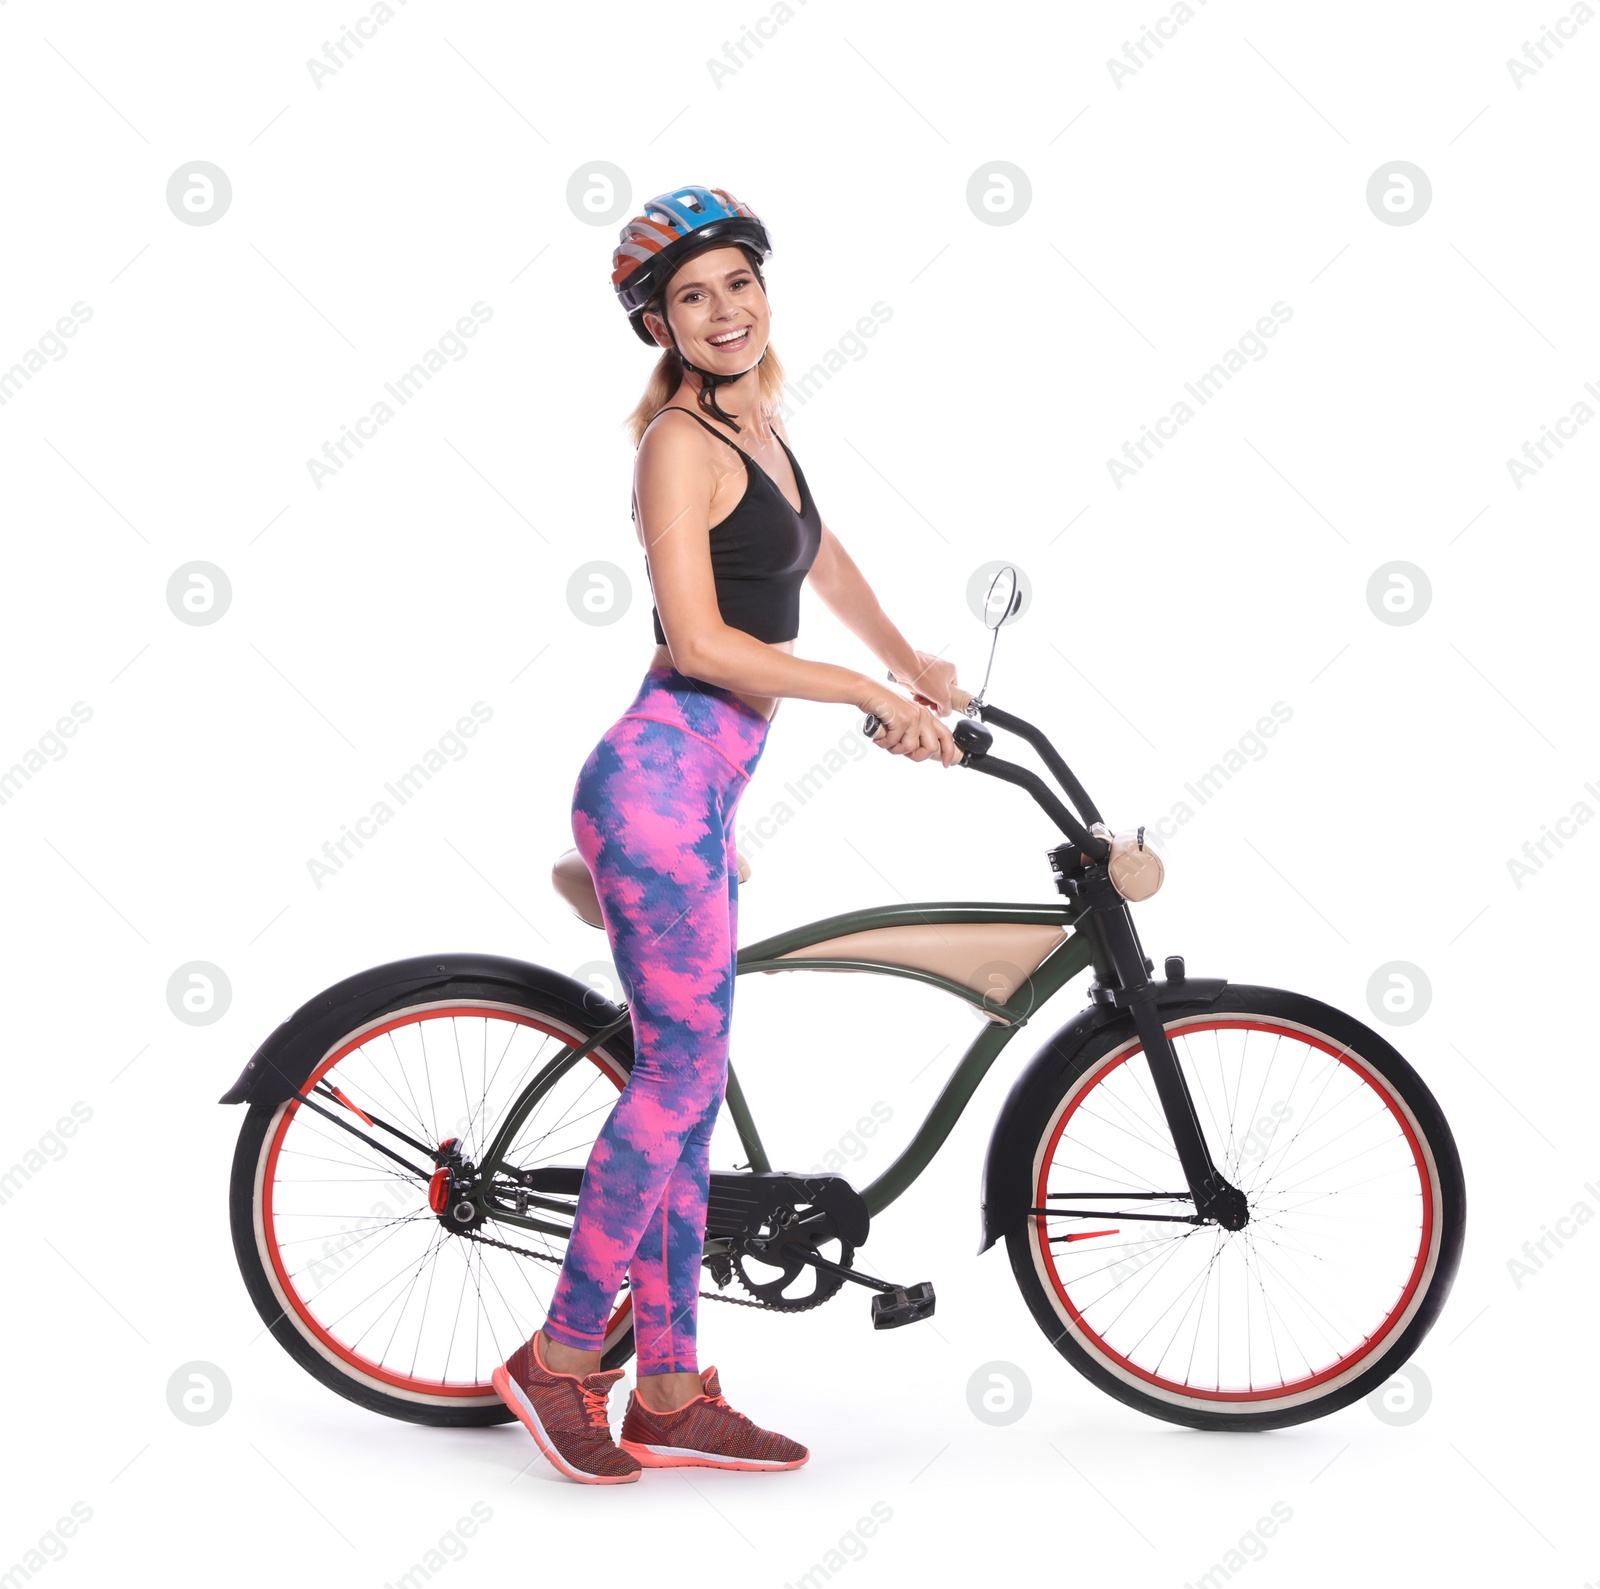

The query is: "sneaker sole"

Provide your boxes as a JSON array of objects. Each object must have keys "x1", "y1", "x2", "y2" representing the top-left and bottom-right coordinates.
[
  {"x1": 491, "y1": 1366, "x2": 640, "y2": 1485},
  {"x1": 619, "y1": 1437, "x2": 808, "y2": 1471}
]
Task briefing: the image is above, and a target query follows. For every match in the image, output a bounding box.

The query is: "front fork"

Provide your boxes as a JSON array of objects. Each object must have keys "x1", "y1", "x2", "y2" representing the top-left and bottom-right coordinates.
[{"x1": 1085, "y1": 876, "x2": 1249, "y2": 1230}]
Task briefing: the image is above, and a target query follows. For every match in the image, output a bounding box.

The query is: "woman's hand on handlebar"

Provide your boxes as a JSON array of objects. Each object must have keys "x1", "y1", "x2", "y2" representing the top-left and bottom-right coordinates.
[
  {"x1": 894, "y1": 649, "x2": 960, "y2": 716},
  {"x1": 855, "y1": 682, "x2": 958, "y2": 768}
]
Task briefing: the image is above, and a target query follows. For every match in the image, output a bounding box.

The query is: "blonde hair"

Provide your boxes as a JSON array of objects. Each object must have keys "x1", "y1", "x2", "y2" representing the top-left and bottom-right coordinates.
[{"x1": 622, "y1": 268, "x2": 788, "y2": 447}]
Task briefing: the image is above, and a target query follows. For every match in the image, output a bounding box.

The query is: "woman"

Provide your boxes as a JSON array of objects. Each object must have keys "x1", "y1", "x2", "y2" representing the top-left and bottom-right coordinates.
[{"x1": 492, "y1": 185, "x2": 960, "y2": 1484}]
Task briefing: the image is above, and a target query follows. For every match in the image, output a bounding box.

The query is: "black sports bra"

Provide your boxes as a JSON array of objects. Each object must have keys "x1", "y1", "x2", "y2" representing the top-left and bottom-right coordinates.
[{"x1": 635, "y1": 406, "x2": 822, "y2": 646}]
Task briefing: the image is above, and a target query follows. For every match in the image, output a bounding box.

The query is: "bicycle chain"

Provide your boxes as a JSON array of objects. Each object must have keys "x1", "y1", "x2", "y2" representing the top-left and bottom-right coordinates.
[
  {"x1": 456, "y1": 1227, "x2": 563, "y2": 1266},
  {"x1": 701, "y1": 1282, "x2": 780, "y2": 1310},
  {"x1": 456, "y1": 1227, "x2": 809, "y2": 1311}
]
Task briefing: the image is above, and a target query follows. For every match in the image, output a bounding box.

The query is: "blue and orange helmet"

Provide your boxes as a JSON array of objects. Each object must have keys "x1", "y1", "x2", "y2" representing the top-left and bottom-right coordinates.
[{"x1": 612, "y1": 185, "x2": 773, "y2": 347}]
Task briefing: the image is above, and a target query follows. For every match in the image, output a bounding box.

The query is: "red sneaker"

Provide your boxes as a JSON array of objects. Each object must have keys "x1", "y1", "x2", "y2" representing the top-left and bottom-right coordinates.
[
  {"x1": 619, "y1": 1367, "x2": 809, "y2": 1471},
  {"x1": 491, "y1": 1335, "x2": 641, "y2": 1485}
]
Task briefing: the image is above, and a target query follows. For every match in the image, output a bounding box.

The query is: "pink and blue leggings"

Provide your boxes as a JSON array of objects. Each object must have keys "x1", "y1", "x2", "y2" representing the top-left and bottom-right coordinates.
[{"x1": 542, "y1": 665, "x2": 770, "y2": 1377}]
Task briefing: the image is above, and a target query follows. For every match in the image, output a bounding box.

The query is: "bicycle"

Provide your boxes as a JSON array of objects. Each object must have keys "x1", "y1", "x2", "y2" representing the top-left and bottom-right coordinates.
[{"x1": 221, "y1": 568, "x2": 1464, "y2": 1433}]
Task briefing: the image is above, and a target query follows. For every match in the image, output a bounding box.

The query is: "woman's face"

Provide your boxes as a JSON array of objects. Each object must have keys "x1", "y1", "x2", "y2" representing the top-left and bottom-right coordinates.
[{"x1": 646, "y1": 244, "x2": 770, "y2": 371}]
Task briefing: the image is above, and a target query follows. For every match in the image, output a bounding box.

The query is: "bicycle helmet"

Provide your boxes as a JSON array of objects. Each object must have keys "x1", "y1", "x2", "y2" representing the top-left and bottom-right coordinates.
[{"x1": 612, "y1": 184, "x2": 774, "y2": 430}]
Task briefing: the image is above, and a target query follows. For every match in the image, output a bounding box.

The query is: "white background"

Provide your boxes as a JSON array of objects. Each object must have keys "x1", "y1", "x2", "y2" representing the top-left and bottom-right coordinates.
[{"x1": 2, "y1": 1, "x2": 1596, "y2": 1584}]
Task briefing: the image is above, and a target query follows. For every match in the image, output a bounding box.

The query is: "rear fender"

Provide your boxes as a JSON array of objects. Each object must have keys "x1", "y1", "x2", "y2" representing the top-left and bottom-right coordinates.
[
  {"x1": 218, "y1": 952, "x2": 627, "y2": 1109},
  {"x1": 977, "y1": 978, "x2": 1228, "y2": 1254}
]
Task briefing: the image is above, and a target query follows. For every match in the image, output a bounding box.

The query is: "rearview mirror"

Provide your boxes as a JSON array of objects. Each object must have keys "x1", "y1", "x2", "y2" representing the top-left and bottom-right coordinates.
[
  {"x1": 971, "y1": 563, "x2": 1021, "y2": 708},
  {"x1": 983, "y1": 565, "x2": 1021, "y2": 630}
]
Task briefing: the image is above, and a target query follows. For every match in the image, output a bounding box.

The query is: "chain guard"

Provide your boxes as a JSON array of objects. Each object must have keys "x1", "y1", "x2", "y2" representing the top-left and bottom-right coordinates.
[{"x1": 704, "y1": 1171, "x2": 871, "y2": 1314}]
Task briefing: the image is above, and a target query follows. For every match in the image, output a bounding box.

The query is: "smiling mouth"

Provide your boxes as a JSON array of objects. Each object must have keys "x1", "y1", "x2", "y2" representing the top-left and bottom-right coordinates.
[{"x1": 706, "y1": 326, "x2": 752, "y2": 352}]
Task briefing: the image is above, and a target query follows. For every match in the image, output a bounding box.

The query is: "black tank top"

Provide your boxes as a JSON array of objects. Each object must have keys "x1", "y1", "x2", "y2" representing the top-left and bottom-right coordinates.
[{"x1": 635, "y1": 407, "x2": 822, "y2": 645}]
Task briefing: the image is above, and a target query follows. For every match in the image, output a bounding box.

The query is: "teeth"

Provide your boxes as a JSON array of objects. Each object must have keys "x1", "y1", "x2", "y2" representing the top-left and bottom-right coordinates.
[{"x1": 709, "y1": 327, "x2": 749, "y2": 345}]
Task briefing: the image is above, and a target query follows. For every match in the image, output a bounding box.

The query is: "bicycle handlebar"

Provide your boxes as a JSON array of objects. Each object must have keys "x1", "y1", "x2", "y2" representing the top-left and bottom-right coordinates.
[{"x1": 861, "y1": 674, "x2": 1109, "y2": 861}]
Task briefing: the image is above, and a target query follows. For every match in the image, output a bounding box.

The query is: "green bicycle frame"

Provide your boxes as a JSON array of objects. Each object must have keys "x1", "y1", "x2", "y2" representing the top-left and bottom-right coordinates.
[
  {"x1": 730, "y1": 899, "x2": 1105, "y2": 1216},
  {"x1": 477, "y1": 895, "x2": 1110, "y2": 1233}
]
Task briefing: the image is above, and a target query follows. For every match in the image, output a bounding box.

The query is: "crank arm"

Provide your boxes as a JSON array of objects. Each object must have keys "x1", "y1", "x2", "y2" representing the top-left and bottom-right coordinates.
[
  {"x1": 759, "y1": 1241, "x2": 937, "y2": 1330},
  {"x1": 777, "y1": 1243, "x2": 899, "y2": 1295}
]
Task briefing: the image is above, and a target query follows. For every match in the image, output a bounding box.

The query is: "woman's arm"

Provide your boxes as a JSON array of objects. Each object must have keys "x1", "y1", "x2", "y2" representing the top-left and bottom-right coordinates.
[
  {"x1": 804, "y1": 518, "x2": 959, "y2": 715},
  {"x1": 805, "y1": 518, "x2": 916, "y2": 678},
  {"x1": 769, "y1": 415, "x2": 959, "y2": 715}
]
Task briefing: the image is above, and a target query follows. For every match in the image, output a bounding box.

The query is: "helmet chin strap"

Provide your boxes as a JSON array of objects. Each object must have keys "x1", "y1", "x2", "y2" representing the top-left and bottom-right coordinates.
[{"x1": 672, "y1": 339, "x2": 767, "y2": 433}]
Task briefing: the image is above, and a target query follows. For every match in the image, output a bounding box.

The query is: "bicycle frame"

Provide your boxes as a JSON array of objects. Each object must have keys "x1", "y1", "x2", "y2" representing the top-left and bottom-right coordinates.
[
  {"x1": 726, "y1": 900, "x2": 1102, "y2": 1217},
  {"x1": 476, "y1": 691, "x2": 1248, "y2": 1239},
  {"x1": 473, "y1": 899, "x2": 1102, "y2": 1236}
]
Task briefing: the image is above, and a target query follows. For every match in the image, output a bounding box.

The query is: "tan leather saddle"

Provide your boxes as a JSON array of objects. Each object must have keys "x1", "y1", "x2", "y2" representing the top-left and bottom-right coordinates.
[{"x1": 552, "y1": 845, "x2": 752, "y2": 930}]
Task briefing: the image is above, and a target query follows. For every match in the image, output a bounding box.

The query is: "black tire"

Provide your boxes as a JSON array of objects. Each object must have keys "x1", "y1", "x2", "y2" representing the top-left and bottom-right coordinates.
[
  {"x1": 228, "y1": 971, "x2": 639, "y2": 1427},
  {"x1": 1004, "y1": 984, "x2": 1465, "y2": 1432}
]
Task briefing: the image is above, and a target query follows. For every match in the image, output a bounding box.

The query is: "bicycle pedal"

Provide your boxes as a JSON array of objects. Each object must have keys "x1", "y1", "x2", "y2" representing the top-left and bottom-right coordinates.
[{"x1": 870, "y1": 1281, "x2": 936, "y2": 1330}]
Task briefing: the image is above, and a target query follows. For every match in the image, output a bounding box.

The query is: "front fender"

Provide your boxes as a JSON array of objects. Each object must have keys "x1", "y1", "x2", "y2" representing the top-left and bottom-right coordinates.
[
  {"x1": 977, "y1": 977, "x2": 1228, "y2": 1254},
  {"x1": 217, "y1": 952, "x2": 627, "y2": 1109}
]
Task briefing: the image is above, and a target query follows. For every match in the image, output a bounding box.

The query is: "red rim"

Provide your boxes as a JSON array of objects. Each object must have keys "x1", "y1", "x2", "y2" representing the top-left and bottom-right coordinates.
[
  {"x1": 261, "y1": 1006, "x2": 632, "y2": 1399},
  {"x1": 1032, "y1": 1016, "x2": 1435, "y2": 1403}
]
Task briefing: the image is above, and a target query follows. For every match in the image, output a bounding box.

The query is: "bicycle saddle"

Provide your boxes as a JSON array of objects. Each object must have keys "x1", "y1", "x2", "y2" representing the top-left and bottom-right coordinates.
[{"x1": 551, "y1": 845, "x2": 752, "y2": 930}]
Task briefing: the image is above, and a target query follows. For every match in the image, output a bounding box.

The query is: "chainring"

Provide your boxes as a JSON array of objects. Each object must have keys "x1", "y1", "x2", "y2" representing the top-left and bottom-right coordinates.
[{"x1": 727, "y1": 1232, "x2": 856, "y2": 1313}]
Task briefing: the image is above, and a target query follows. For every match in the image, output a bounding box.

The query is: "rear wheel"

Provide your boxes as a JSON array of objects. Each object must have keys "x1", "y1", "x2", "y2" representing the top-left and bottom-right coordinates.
[
  {"x1": 228, "y1": 981, "x2": 638, "y2": 1426},
  {"x1": 1005, "y1": 985, "x2": 1465, "y2": 1431}
]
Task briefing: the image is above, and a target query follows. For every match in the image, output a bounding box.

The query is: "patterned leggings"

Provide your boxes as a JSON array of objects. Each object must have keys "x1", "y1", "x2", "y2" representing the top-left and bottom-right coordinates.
[{"x1": 542, "y1": 665, "x2": 771, "y2": 1376}]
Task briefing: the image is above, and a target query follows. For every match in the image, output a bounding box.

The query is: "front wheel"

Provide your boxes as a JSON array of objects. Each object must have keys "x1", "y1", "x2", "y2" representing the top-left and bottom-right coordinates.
[{"x1": 1005, "y1": 984, "x2": 1465, "y2": 1431}]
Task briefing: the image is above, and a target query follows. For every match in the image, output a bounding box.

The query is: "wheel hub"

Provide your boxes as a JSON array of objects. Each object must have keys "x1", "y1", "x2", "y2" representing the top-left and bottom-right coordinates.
[{"x1": 1202, "y1": 1181, "x2": 1250, "y2": 1231}]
